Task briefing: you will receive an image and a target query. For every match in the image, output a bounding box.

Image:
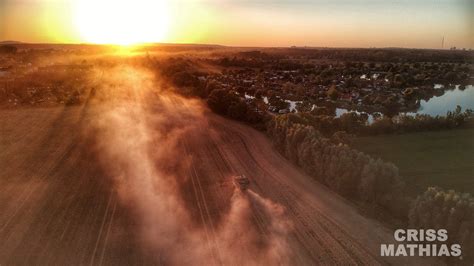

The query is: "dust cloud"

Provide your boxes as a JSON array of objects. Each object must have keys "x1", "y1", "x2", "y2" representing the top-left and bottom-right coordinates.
[{"x1": 86, "y1": 65, "x2": 293, "y2": 265}]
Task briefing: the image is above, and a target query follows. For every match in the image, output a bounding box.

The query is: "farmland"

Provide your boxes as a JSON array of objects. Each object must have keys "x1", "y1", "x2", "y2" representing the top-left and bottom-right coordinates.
[
  {"x1": 1, "y1": 104, "x2": 434, "y2": 265},
  {"x1": 354, "y1": 128, "x2": 474, "y2": 195}
]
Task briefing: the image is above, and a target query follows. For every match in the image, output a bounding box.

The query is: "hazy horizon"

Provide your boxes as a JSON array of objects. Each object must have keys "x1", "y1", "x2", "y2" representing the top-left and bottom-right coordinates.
[
  {"x1": 1, "y1": 0, "x2": 473, "y2": 49},
  {"x1": 1, "y1": 40, "x2": 472, "y2": 51}
]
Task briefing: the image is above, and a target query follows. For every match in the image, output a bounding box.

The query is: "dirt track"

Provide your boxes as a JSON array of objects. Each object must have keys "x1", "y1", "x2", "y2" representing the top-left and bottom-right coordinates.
[{"x1": 0, "y1": 104, "x2": 439, "y2": 265}]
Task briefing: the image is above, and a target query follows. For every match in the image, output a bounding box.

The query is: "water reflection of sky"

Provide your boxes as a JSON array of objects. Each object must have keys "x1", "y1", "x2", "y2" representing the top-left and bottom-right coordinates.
[
  {"x1": 408, "y1": 85, "x2": 474, "y2": 116},
  {"x1": 336, "y1": 85, "x2": 474, "y2": 124},
  {"x1": 336, "y1": 108, "x2": 378, "y2": 124}
]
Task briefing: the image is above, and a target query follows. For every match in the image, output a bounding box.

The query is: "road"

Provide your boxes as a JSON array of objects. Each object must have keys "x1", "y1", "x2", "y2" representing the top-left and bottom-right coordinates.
[{"x1": 0, "y1": 102, "x2": 438, "y2": 265}]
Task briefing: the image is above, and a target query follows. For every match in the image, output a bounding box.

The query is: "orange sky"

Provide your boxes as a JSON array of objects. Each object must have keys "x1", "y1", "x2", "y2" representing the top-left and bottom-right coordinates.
[{"x1": 1, "y1": 0, "x2": 473, "y2": 48}]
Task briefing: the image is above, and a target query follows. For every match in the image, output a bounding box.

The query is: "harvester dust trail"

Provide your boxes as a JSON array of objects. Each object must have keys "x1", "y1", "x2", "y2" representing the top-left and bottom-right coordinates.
[{"x1": 0, "y1": 65, "x2": 439, "y2": 265}]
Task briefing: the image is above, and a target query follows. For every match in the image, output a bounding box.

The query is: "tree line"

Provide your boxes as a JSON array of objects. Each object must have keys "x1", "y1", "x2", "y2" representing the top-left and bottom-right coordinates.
[
  {"x1": 293, "y1": 106, "x2": 473, "y2": 138},
  {"x1": 267, "y1": 114, "x2": 474, "y2": 263},
  {"x1": 266, "y1": 114, "x2": 409, "y2": 217},
  {"x1": 409, "y1": 187, "x2": 474, "y2": 263},
  {"x1": 207, "y1": 88, "x2": 265, "y2": 126}
]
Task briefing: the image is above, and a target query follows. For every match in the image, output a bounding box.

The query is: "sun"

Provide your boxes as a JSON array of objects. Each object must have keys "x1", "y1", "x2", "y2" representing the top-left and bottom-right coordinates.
[{"x1": 73, "y1": 0, "x2": 170, "y2": 45}]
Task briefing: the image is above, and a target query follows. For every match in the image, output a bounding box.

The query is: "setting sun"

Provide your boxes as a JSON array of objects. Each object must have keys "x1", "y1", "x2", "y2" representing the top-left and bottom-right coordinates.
[{"x1": 73, "y1": 0, "x2": 170, "y2": 45}]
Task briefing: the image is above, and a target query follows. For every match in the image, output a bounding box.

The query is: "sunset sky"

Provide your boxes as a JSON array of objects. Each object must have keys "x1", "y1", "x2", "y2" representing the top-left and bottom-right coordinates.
[{"x1": 1, "y1": 0, "x2": 472, "y2": 48}]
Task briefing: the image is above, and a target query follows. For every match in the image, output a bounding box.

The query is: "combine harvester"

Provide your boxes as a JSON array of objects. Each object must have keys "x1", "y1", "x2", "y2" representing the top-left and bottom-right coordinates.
[{"x1": 233, "y1": 175, "x2": 250, "y2": 191}]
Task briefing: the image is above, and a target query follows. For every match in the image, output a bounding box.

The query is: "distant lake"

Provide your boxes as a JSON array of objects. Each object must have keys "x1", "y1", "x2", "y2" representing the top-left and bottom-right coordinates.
[
  {"x1": 406, "y1": 85, "x2": 474, "y2": 116},
  {"x1": 336, "y1": 85, "x2": 474, "y2": 124}
]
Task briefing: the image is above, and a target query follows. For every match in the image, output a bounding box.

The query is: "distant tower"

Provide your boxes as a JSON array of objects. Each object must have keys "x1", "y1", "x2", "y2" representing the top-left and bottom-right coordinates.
[{"x1": 441, "y1": 36, "x2": 445, "y2": 49}]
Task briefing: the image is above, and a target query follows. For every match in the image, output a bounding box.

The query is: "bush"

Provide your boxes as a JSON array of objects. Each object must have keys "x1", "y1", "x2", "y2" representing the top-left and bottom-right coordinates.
[
  {"x1": 207, "y1": 89, "x2": 265, "y2": 125},
  {"x1": 409, "y1": 187, "x2": 474, "y2": 264}
]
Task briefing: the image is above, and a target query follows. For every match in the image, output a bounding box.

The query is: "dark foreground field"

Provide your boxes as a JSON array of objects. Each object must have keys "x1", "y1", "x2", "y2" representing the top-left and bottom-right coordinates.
[
  {"x1": 0, "y1": 102, "x2": 441, "y2": 265},
  {"x1": 354, "y1": 129, "x2": 474, "y2": 195}
]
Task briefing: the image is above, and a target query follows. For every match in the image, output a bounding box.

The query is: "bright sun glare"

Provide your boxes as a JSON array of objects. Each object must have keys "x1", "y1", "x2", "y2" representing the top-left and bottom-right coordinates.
[{"x1": 73, "y1": 0, "x2": 170, "y2": 45}]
